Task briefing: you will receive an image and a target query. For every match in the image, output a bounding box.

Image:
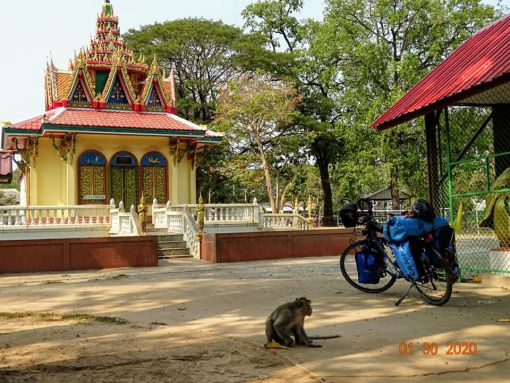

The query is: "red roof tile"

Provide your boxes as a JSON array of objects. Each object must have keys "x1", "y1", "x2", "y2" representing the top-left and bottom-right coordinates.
[
  {"x1": 10, "y1": 109, "x2": 62, "y2": 131},
  {"x1": 10, "y1": 108, "x2": 208, "y2": 134},
  {"x1": 371, "y1": 14, "x2": 510, "y2": 130}
]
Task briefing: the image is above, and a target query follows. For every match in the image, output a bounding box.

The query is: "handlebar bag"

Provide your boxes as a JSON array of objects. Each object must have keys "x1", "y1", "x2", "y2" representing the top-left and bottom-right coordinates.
[
  {"x1": 355, "y1": 250, "x2": 380, "y2": 284},
  {"x1": 384, "y1": 216, "x2": 429, "y2": 243},
  {"x1": 389, "y1": 241, "x2": 421, "y2": 281}
]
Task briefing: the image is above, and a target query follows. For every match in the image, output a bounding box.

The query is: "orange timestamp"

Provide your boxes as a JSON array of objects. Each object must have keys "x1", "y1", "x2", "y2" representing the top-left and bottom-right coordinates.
[{"x1": 399, "y1": 341, "x2": 478, "y2": 356}]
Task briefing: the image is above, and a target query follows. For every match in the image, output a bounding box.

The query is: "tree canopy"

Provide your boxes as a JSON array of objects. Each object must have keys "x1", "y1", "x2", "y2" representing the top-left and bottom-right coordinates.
[
  {"x1": 124, "y1": 0, "x2": 503, "y2": 222},
  {"x1": 124, "y1": 18, "x2": 272, "y2": 123}
]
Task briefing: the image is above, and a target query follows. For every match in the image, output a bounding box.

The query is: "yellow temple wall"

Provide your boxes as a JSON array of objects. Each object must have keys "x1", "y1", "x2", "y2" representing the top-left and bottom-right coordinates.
[
  {"x1": 29, "y1": 138, "x2": 70, "y2": 205},
  {"x1": 29, "y1": 134, "x2": 197, "y2": 206}
]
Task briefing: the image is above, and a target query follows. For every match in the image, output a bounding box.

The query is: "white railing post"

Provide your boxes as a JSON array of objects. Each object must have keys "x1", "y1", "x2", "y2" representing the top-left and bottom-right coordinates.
[{"x1": 152, "y1": 198, "x2": 158, "y2": 219}]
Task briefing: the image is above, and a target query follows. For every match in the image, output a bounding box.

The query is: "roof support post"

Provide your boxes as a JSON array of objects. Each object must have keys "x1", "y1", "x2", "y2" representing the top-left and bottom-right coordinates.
[
  {"x1": 493, "y1": 104, "x2": 510, "y2": 178},
  {"x1": 425, "y1": 111, "x2": 440, "y2": 212}
]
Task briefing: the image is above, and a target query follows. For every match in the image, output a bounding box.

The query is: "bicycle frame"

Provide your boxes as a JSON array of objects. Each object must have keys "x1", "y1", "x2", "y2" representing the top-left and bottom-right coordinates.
[{"x1": 340, "y1": 199, "x2": 454, "y2": 306}]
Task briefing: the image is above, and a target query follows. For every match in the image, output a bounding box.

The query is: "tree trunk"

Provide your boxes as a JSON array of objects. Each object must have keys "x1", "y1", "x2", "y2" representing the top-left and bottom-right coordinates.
[
  {"x1": 275, "y1": 173, "x2": 280, "y2": 212},
  {"x1": 312, "y1": 137, "x2": 335, "y2": 226},
  {"x1": 390, "y1": 164, "x2": 400, "y2": 209},
  {"x1": 255, "y1": 130, "x2": 276, "y2": 213}
]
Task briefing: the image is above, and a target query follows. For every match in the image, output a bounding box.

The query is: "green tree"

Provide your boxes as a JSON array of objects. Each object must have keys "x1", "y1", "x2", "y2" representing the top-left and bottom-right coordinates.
[
  {"x1": 124, "y1": 19, "x2": 271, "y2": 124},
  {"x1": 213, "y1": 76, "x2": 301, "y2": 212},
  {"x1": 325, "y1": 0, "x2": 498, "y2": 207},
  {"x1": 125, "y1": 19, "x2": 282, "y2": 203},
  {"x1": 243, "y1": 1, "x2": 346, "y2": 225}
]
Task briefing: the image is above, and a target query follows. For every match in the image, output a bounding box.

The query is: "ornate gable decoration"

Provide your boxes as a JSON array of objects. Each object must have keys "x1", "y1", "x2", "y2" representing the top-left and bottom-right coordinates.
[
  {"x1": 100, "y1": 64, "x2": 137, "y2": 109},
  {"x1": 139, "y1": 56, "x2": 172, "y2": 112},
  {"x1": 66, "y1": 64, "x2": 95, "y2": 108},
  {"x1": 43, "y1": 1, "x2": 177, "y2": 113}
]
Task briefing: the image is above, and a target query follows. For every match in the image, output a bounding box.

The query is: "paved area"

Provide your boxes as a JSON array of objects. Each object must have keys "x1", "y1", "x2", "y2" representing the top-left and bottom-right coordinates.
[{"x1": 0, "y1": 257, "x2": 509, "y2": 382}]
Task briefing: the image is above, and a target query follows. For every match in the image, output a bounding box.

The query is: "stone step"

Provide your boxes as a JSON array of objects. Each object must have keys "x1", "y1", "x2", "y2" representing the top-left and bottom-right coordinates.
[
  {"x1": 158, "y1": 254, "x2": 193, "y2": 259},
  {"x1": 154, "y1": 234, "x2": 185, "y2": 242},
  {"x1": 158, "y1": 249, "x2": 192, "y2": 259},
  {"x1": 157, "y1": 240, "x2": 187, "y2": 248},
  {"x1": 157, "y1": 247, "x2": 189, "y2": 257},
  {"x1": 146, "y1": 227, "x2": 167, "y2": 232}
]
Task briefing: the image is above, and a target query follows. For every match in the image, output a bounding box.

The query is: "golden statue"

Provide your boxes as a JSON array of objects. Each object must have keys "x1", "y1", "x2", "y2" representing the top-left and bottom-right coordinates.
[{"x1": 137, "y1": 195, "x2": 148, "y2": 234}]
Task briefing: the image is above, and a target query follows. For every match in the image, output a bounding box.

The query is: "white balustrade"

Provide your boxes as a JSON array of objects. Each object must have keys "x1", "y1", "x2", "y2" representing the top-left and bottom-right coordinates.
[
  {"x1": 152, "y1": 202, "x2": 168, "y2": 229},
  {"x1": 147, "y1": 198, "x2": 310, "y2": 235},
  {"x1": 108, "y1": 202, "x2": 140, "y2": 236},
  {"x1": 0, "y1": 205, "x2": 111, "y2": 227},
  {"x1": 262, "y1": 213, "x2": 310, "y2": 230},
  {"x1": 183, "y1": 207, "x2": 200, "y2": 258},
  {"x1": 168, "y1": 211, "x2": 184, "y2": 233}
]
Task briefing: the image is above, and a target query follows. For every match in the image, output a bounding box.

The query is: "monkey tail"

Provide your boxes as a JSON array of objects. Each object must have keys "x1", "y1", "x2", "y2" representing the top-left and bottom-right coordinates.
[{"x1": 309, "y1": 335, "x2": 341, "y2": 340}]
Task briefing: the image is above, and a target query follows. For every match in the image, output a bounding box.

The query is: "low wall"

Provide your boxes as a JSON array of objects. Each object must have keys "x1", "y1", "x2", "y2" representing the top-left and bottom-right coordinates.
[
  {"x1": 0, "y1": 236, "x2": 158, "y2": 274},
  {"x1": 201, "y1": 228, "x2": 357, "y2": 262}
]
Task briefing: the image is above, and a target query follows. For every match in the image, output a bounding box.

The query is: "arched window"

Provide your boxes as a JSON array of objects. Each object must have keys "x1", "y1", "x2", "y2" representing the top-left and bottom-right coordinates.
[
  {"x1": 141, "y1": 151, "x2": 168, "y2": 203},
  {"x1": 109, "y1": 151, "x2": 139, "y2": 208},
  {"x1": 78, "y1": 150, "x2": 107, "y2": 204}
]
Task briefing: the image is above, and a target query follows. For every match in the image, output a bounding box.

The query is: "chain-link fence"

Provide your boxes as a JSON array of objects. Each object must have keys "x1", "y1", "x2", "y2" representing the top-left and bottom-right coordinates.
[{"x1": 432, "y1": 85, "x2": 510, "y2": 280}]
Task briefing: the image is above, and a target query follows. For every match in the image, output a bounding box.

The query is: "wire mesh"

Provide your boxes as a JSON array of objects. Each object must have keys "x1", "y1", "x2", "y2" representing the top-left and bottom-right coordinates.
[{"x1": 433, "y1": 84, "x2": 510, "y2": 280}]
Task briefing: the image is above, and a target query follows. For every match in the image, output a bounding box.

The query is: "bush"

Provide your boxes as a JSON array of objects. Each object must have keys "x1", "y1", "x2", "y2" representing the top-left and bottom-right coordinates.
[{"x1": 0, "y1": 191, "x2": 16, "y2": 206}]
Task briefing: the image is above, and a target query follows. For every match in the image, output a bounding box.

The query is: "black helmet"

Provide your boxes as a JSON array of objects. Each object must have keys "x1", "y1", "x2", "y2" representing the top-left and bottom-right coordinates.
[
  {"x1": 339, "y1": 203, "x2": 358, "y2": 227},
  {"x1": 411, "y1": 198, "x2": 435, "y2": 222}
]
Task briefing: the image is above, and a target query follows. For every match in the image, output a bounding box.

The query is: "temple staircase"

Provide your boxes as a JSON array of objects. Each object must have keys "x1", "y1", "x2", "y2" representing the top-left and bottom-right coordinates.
[{"x1": 146, "y1": 227, "x2": 191, "y2": 259}]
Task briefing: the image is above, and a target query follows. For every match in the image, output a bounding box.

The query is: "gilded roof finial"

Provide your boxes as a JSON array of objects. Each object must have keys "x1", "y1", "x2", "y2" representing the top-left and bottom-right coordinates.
[{"x1": 170, "y1": 62, "x2": 177, "y2": 107}]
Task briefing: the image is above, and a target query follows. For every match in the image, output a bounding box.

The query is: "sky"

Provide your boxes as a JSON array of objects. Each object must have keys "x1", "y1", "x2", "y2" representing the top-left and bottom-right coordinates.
[
  {"x1": 0, "y1": 0, "x2": 506, "y2": 125},
  {"x1": 0, "y1": 0, "x2": 324, "y2": 124}
]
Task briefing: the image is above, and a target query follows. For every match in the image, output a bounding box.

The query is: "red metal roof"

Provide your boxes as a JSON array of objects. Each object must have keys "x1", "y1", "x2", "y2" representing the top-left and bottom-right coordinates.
[
  {"x1": 371, "y1": 14, "x2": 510, "y2": 131},
  {"x1": 9, "y1": 108, "x2": 208, "y2": 134}
]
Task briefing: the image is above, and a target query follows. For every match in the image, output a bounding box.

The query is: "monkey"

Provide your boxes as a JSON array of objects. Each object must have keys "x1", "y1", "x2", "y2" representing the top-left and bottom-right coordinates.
[{"x1": 265, "y1": 297, "x2": 339, "y2": 348}]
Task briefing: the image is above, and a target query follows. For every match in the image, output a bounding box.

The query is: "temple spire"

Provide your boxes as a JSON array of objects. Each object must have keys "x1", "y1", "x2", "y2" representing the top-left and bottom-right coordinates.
[
  {"x1": 170, "y1": 63, "x2": 177, "y2": 108},
  {"x1": 102, "y1": 0, "x2": 114, "y2": 17}
]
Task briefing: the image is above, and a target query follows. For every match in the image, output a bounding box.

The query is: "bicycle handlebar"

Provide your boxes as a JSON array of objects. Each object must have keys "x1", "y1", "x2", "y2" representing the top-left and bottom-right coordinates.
[
  {"x1": 357, "y1": 198, "x2": 373, "y2": 213},
  {"x1": 354, "y1": 198, "x2": 383, "y2": 234}
]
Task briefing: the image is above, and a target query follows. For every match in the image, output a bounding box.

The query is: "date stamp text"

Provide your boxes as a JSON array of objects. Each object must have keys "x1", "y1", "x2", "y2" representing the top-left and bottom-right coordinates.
[{"x1": 399, "y1": 341, "x2": 478, "y2": 356}]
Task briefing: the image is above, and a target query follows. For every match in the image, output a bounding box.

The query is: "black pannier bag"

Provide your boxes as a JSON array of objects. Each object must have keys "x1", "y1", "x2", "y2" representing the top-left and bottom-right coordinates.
[
  {"x1": 411, "y1": 198, "x2": 436, "y2": 222},
  {"x1": 434, "y1": 225, "x2": 460, "y2": 283},
  {"x1": 339, "y1": 203, "x2": 358, "y2": 227}
]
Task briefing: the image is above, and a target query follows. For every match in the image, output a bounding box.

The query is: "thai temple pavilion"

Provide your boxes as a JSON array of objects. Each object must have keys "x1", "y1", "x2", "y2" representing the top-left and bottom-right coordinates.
[{"x1": 1, "y1": 0, "x2": 221, "y2": 209}]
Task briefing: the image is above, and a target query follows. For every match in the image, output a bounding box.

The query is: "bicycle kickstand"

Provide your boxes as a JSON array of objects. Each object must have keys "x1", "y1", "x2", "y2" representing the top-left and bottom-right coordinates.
[{"x1": 394, "y1": 283, "x2": 415, "y2": 306}]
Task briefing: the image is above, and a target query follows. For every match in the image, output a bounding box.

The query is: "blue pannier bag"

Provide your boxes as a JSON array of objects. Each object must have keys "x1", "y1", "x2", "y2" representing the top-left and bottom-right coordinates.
[
  {"x1": 384, "y1": 216, "x2": 426, "y2": 243},
  {"x1": 432, "y1": 216, "x2": 449, "y2": 237},
  {"x1": 389, "y1": 241, "x2": 421, "y2": 281},
  {"x1": 355, "y1": 250, "x2": 380, "y2": 284}
]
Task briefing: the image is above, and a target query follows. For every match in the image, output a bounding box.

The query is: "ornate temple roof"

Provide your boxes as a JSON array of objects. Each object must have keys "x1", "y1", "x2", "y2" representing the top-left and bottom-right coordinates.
[
  {"x1": 5, "y1": 108, "x2": 214, "y2": 139},
  {"x1": 2, "y1": 0, "x2": 222, "y2": 149},
  {"x1": 44, "y1": 0, "x2": 176, "y2": 113}
]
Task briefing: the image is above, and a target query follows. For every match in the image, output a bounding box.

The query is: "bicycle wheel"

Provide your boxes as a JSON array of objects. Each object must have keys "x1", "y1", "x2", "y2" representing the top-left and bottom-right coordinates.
[
  {"x1": 340, "y1": 240, "x2": 397, "y2": 293},
  {"x1": 414, "y1": 256, "x2": 453, "y2": 306}
]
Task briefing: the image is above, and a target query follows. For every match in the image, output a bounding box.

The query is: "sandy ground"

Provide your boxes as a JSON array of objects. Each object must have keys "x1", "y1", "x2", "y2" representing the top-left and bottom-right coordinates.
[{"x1": 0, "y1": 256, "x2": 509, "y2": 383}]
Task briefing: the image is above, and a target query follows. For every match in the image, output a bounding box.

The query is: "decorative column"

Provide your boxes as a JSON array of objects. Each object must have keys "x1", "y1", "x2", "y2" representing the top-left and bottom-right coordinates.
[{"x1": 197, "y1": 194, "x2": 205, "y2": 232}]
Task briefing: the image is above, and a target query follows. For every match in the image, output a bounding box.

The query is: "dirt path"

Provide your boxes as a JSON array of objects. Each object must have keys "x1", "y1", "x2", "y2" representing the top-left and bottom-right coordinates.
[{"x1": 0, "y1": 257, "x2": 509, "y2": 382}]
